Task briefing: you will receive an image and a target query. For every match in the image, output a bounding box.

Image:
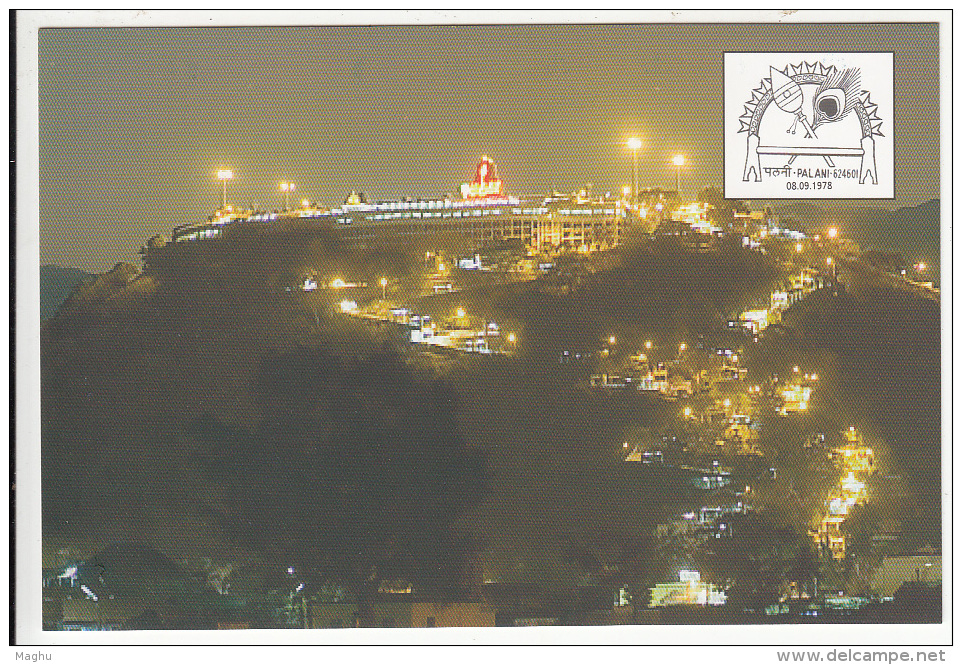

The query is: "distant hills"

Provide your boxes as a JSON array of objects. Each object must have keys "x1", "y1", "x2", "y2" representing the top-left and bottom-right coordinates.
[
  {"x1": 40, "y1": 264, "x2": 94, "y2": 321},
  {"x1": 775, "y1": 199, "x2": 941, "y2": 285}
]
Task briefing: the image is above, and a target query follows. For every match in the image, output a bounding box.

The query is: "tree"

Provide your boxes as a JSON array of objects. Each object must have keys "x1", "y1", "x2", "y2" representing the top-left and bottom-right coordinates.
[{"x1": 191, "y1": 346, "x2": 486, "y2": 598}]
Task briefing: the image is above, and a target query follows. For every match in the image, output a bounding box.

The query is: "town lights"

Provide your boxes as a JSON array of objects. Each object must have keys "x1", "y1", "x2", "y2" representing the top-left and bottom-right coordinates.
[
  {"x1": 827, "y1": 226, "x2": 839, "y2": 239},
  {"x1": 339, "y1": 299, "x2": 358, "y2": 314},
  {"x1": 331, "y1": 278, "x2": 346, "y2": 289},
  {"x1": 216, "y1": 169, "x2": 234, "y2": 209}
]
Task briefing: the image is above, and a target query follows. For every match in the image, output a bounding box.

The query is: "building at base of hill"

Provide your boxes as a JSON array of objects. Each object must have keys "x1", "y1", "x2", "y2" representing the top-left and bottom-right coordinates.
[
  {"x1": 649, "y1": 571, "x2": 727, "y2": 608},
  {"x1": 310, "y1": 597, "x2": 496, "y2": 629}
]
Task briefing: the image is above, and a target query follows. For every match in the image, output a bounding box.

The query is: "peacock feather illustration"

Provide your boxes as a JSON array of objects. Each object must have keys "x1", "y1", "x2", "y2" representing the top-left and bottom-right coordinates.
[{"x1": 812, "y1": 67, "x2": 861, "y2": 130}]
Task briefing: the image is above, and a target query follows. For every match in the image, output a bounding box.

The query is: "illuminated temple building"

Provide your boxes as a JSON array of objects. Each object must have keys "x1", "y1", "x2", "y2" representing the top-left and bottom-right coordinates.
[{"x1": 164, "y1": 157, "x2": 627, "y2": 253}]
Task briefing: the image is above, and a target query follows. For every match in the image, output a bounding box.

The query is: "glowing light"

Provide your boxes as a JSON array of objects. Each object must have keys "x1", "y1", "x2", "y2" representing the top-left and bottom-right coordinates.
[
  {"x1": 826, "y1": 257, "x2": 833, "y2": 265},
  {"x1": 828, "y1": 227, "x2": 839, "y2": 239},
  {"x1": 627, "y1": 137, "x2": 642, "y2": 151},
  {"x1": 645, "y1": 340, "x2": 652, "y2": 350},
  {"x1": 438, "y1": 263, "x2": 445, "y2": 272},
  {"x1": 622, "y1": 185, "x2": 632, "y2": 197},
  {"x1": 216, "y1": 170, "x2": 234, "y2": 180},
  {"x1": 379, "y1": 277, "x2": 388, "y2": 287},
  {"x1": 331, "y1": 278, "x2": 346, "y2": 289},
  {"x1": 679, "y1": 343, "x2": 687, "y2": 352},
  {"x1": 623, "y1": 442, "x2": 629, "y2": 449},
  {"x1": 339, "y1": 299, "x2": 358, "y2": 313},
  {"x1": 683, "y1": 407, "x2": 692, "y2": 417},
  {"x1": 732, "y1": 355, "x2": 739, "y2": 363},
  {"x1": 609, "y1": 335, "x2": 617, "y2": 345},
  {"x1": 811, "y1": 373, "x2": 818, "y2": 381},
  {"x1": 301, "y1": 198, "x2": 310, "y2": 208},
  {"x1": 672, "y1": 154, "x2": 686, "y2": 167},
  {"x1": 793, "y1": 366, "x2": 800, "y2": 373},
  {"x1": 796, "y1": 243, "x2": 804, "y2": 253},
  {"x1": 461, "y1": 156, "x2": 504, "y2": 199},
  {"x1": 279, "y1": 182, "x2": 295, "y2": 192},
  {"x1": 456, "y1": 307, "x2": 466, "y2": 318},
  {"x1": 507, "y1": 333, "x2": 517, "y2": 343},
  {"x1": 917, "y1": 262, "x2": 927, "y2": 271},
  {"x1": 723, "y1": 399, "x2": 731, "y2": 408}
]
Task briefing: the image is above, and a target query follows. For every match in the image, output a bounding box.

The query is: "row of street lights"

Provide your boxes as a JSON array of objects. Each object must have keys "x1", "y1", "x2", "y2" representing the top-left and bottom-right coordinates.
[
  {"x1": 214, "y1": 171, "x2": 312, "y2": 212},
  {"x1": 624, "y1": 138, "x2": 687, "y2": 203},
  {"x1": 218, "y1": 143, "x2": 683, "y2": 214}
]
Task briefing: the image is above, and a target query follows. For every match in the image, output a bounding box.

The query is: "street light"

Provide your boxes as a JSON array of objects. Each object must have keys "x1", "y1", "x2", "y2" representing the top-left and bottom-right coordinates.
[
  {"x1": 672, "y1": 154, "x2": 685, "y2": 197},
  {"x1": 645, "y1": 340, "x2": 652, "y2": 350},
  {"x1": 796, "y1": 243, "x2": 804, "y2": 253},
  {"x1": 827, "y1": 226, "x2": 839, "y2": 239},
  {"x1": 627, "y1": 138, "x2": 642, "y2": 206},
  {"x1": 609, "y1": 335, "x2": 617, "y2": 346},
  {"x1": 916, "y1": 261, "x2": 927, "y2": 272},
  {"x1": 279, "y1": 181, "x2": 296, "y2": 211},
  {"x1": 380, "y1": 277, "x2": 388, "y2": 300},
  {"x1": 679, "y1": 342, "x2": 687, "y2": 353},
  {"x1": 216, "y1": 169, "x2": 234, "y2": 210},
  {"x1": 456, "y1": 307, "x2": 466, "y2": 318}
]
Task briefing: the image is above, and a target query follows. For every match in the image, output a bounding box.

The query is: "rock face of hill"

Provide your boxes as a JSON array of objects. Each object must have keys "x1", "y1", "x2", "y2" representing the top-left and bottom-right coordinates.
[
  {"x1": 40, "y1": 248, "x2": 485, "y2": 595},
  {"x1": 40, "y1": 264, "x2": 94, "y2": 321}
]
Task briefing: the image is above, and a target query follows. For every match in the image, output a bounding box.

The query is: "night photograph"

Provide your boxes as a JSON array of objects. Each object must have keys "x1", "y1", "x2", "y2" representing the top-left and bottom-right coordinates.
[{"x1": 12, "y1": 9, "x2": 950, "y2": 657}]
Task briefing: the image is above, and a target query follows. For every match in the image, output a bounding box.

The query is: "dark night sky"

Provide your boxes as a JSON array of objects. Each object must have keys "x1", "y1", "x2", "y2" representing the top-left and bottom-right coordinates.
[{"x1": 38, "y1": 22, "x2": 940, "y2": 270}]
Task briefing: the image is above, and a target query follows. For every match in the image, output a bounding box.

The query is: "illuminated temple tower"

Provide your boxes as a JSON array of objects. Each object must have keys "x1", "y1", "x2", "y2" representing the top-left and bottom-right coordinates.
[{"x1": 460, "y1": 155, "x2": 504, "y2": 200}]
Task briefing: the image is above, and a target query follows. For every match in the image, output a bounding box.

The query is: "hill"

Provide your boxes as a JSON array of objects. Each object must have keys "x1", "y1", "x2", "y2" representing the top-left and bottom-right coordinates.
[{"x1": 40, "y1": 264, "x2": 94, "y2": 321}]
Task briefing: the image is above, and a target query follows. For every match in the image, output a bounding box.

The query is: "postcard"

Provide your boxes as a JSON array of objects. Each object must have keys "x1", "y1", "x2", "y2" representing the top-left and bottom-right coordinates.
[{"x1": 12, "y1": 9, "x2": 951, "y2": 660}]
